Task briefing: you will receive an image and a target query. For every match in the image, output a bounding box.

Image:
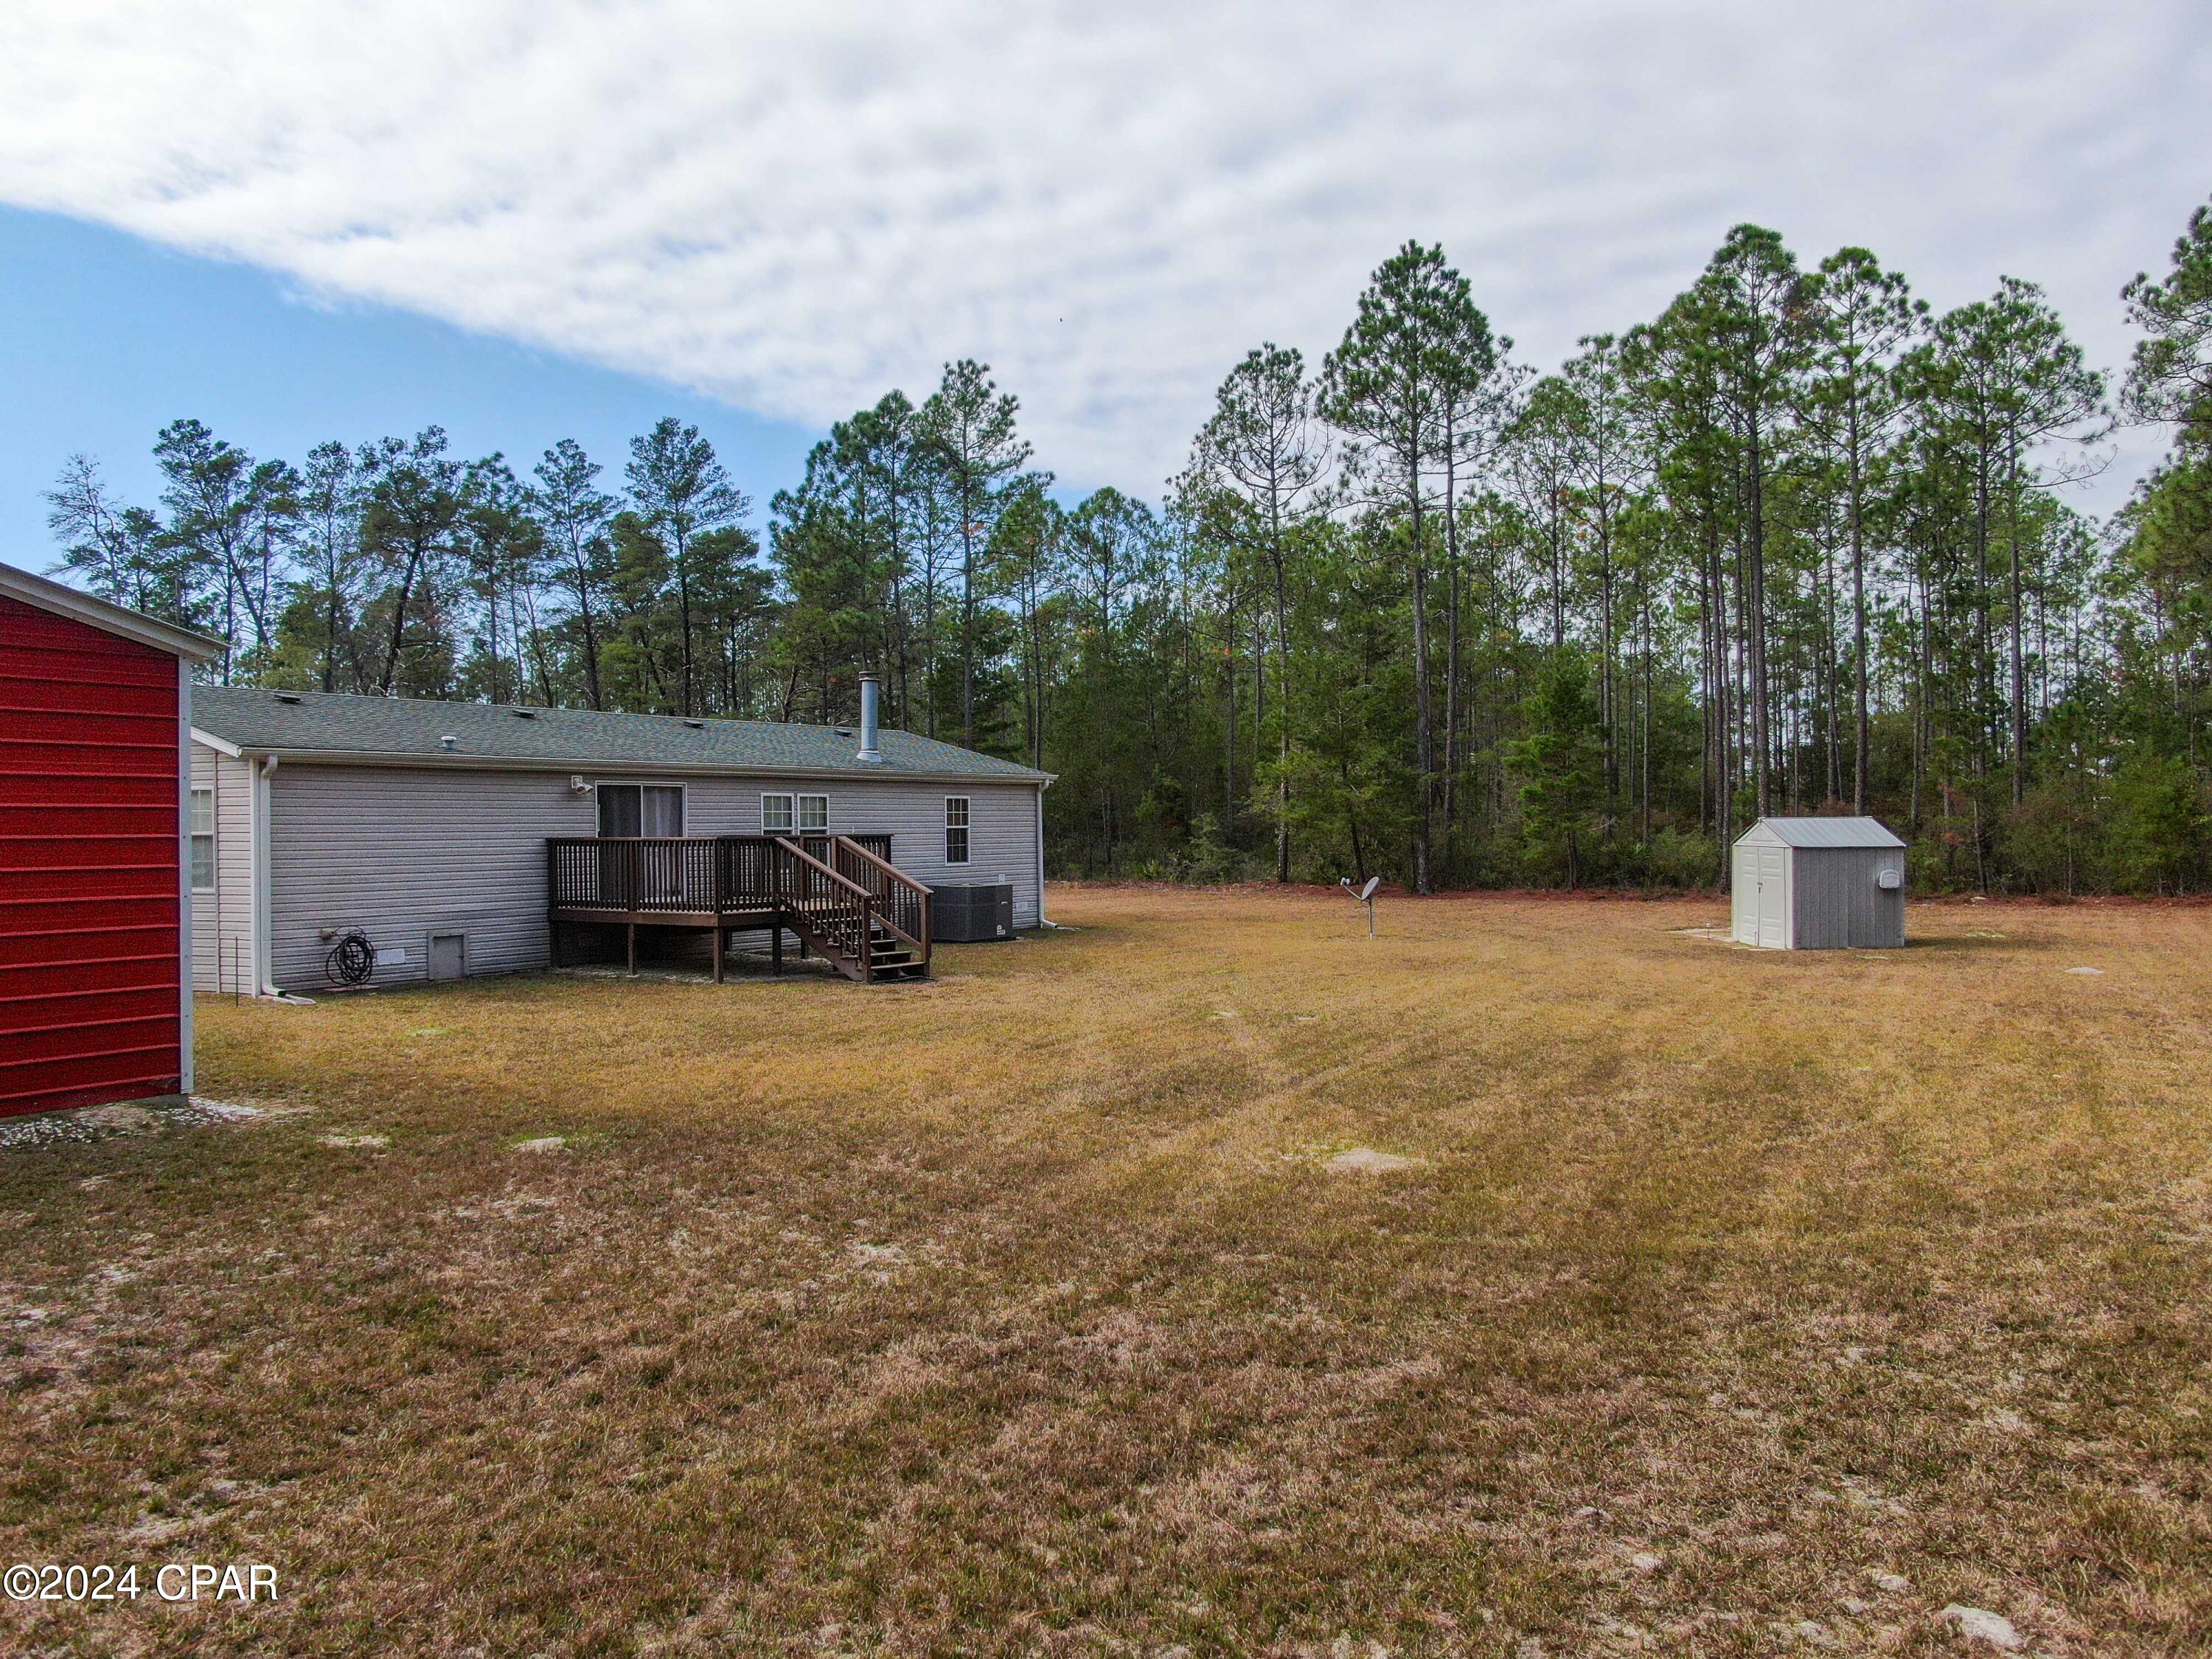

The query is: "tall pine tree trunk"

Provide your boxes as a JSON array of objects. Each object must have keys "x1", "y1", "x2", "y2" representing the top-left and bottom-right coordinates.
[
  {"x1": 1409, "y1": 487, "x2": 1433, "y2": 894},
  {"x1": 1745, "y1": 419, "x2": 1773, "y2": 820},
  {"x1": 1848, "y1": 391, "x2": 1870, "y2": 813},
  {"x1": 2005, "y1": 424, "x2": 2028, "y2": 807},
  {"x1": 1273, "y1": 535, "x2": 1293, "y2": 883}
]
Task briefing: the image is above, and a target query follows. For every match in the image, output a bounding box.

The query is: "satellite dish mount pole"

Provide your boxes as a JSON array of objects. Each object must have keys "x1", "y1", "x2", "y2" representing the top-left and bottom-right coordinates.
[{"x1": 1341, "y1": 875, "x2": 1380, "y2": 938}]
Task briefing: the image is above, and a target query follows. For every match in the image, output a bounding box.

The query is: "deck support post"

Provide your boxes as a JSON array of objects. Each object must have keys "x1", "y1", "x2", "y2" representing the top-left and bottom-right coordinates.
[
  {"x1": 772, "y1": 922, "x2": 783, "y2": 974},
  {"x1": 626, "y1": 920, "x2": 636, "y2": 976},
  {"x1": 712, "y1": 925, "x2": 724, "y2": 984}
]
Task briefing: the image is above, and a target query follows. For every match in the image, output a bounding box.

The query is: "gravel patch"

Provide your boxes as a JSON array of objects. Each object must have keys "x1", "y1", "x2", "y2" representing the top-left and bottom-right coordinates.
[
  {"x1": 1938, "y1": 1605, "x2": 2024, "y2": 1650},
  {"x1": 1324, "y1": 1147, "x2": 1425, "y2": 1175},
  {"x1": 0, "y1": 1096, "x2": 265, "y2": 1150}
]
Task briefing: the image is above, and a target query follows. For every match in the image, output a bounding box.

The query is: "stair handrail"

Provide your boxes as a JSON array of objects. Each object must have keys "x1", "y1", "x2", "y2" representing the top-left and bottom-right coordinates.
[
  {"x1": 772, "y1": 836, "x2": 870, "y2": 900},
  {"x1": 830, "y1": 835, "x2": 931, "y2": 961},
  {"x1": 771, "y1": 836, "x2": 880, "y2": 981}
]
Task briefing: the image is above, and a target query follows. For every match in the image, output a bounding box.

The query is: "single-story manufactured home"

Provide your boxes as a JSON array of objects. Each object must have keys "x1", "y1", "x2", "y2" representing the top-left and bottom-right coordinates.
[
  {"x1": 188, "y1": 677, "x2": 1051, "y2": 992},
  {"x1": 1, "y1": 561, "x2": 220, "y2": 1117},
  {"x1": 1731, "y1": 815, "x2": 1907, "y2": 950}
]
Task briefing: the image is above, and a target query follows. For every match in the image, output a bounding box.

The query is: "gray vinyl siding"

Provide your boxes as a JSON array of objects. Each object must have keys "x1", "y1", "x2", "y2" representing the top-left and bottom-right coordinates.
[
  {"x1": 1789, "y1": 846, "x2": 1905, "y2": 950},
  {"x1": 262, "y1": 762, "x2": 1042, "y2": 991},
  {"x1": 735, "y1": 780, "x2": 1041, "y2": 925},
  {"x1": 189, "y1": 741, "x2": 256, "y2": 993}
]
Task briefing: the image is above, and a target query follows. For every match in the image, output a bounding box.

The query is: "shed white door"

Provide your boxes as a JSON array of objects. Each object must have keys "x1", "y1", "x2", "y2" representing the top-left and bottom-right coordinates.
[{"x1": 1754, "y1": 847, "x2": 1787, "y2": 948}]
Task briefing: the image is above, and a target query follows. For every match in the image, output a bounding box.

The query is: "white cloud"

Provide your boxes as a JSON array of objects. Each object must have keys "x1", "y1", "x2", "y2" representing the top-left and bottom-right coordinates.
[{"x1": 1, "y1": 1, "x2": 2206, "y2": 504}]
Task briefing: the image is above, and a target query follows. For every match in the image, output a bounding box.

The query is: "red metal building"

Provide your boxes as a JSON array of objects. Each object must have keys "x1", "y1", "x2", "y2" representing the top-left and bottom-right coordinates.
[{"x1": 1, "y1": 563, "x2": 219, "y2": 1118}]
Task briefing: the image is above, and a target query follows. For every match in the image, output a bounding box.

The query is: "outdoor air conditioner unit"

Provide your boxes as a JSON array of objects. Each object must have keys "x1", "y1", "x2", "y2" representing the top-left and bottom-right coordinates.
[{"x1": 933, "y1": 883, "x2": 1014, "y2": 942}]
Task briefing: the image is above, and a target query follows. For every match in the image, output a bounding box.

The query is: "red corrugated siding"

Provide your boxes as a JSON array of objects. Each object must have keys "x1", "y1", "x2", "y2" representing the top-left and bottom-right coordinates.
[{"x1": 0, "y1": 592, "x2": 184, "y2": 1116}]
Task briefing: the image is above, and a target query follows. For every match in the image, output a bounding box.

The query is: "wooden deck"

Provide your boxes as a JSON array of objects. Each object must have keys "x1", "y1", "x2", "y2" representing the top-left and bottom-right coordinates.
[{"x1": 546, "y1": 833, "x2": 931, "y2": 983}]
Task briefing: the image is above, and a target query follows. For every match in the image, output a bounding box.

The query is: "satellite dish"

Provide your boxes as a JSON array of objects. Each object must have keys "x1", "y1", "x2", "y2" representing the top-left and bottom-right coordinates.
[{"x1": 1340, "y1": 875, "x2": 1380, "y2": 936}]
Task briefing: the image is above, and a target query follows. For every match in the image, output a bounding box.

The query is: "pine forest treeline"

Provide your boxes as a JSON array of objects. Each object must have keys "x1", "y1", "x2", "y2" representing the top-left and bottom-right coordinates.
[{"x1": 47, "y1": 204, "x2": 2212, "y2": 894}]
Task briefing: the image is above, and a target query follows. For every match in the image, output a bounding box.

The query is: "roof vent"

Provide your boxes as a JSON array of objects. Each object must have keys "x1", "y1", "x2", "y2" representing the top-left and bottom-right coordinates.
[
  {"x1": 684, "y1": 718, "x2": 706, "y2": 729},
  {"x1": 511, "y1": 706, "x2": 538, "y2": 719},
  {"x1": 856, "y1": 672, "x2": 883, "y2": 762},
  {"x1": 273, "y1": 692, "x2": 302, "y2": 704},
  {"x1": 439, "y1": 734, "x2": 457, "y2": 751}
]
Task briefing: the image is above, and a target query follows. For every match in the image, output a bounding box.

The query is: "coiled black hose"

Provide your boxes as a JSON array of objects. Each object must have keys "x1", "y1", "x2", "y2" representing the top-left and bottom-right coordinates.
[{"x1": 327, "y1": 931, "x2": 375, "y2": 987}]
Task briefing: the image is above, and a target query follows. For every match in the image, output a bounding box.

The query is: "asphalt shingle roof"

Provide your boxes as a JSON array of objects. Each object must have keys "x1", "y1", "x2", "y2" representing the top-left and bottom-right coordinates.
[{"x1": 191, "y1": 687, "x2": 1050, "y2": 782}]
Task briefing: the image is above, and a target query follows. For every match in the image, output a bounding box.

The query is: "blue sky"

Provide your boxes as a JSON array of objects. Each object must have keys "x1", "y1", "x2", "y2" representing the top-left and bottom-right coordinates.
[
  {"x1": 0, "y1": 207, "x2": 819, "y2": 563},
  {"x1": 3, "y1": 1, "x2": 2206, "y2": 573}
]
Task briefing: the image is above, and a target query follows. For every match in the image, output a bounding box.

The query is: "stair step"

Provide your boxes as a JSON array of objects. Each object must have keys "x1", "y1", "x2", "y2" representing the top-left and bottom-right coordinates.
[{"x1": 787, "y1": 914, "x2": 925, "y2": 982}]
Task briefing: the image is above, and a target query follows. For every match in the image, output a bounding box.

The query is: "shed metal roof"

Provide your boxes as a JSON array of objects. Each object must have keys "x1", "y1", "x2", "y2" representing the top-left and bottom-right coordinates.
[
  {"x1": 0, "y1": 561, "x2": 223, "y2": 662},
  {"x1": 190, "y1": 686, "x2": 1051, "y2": 782},
  {"x1": 1736, "y1": 815, "x2": 1906, "y2": 849}
]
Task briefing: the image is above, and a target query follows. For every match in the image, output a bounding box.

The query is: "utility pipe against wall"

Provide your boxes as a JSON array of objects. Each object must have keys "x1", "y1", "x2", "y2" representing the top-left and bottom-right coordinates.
[
  {"x1": 256, "y1": 754, "x2": 281, "y2": 996},
  {"x1": 1036, "y1": 778, "x2": 1053, "y2": 927},
  {"x1": 856, "y1": 673, "x2": 882, "y2": 762}
]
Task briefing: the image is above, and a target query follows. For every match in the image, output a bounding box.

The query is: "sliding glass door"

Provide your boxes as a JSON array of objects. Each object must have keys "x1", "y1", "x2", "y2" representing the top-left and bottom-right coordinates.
[
  {"x1": 594, "y1": 784, "x2": 686, "y2": 903},
  {"x1": 597, "y1": 783, "x2": 684, "y2": 838}
]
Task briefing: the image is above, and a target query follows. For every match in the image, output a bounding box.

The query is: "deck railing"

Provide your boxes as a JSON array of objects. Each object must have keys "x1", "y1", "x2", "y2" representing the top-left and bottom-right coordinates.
[
  {"x1": 546, "y1": 831, "x2": 919, "y2": 982},
  {"x1": 546, "y1": 833, "x2": 891, "y2": 915}
]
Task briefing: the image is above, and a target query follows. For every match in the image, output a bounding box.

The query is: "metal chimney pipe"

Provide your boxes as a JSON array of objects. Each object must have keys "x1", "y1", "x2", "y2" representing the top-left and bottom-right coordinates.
[{"x1": 857, "y1": 672, "x2": 882, "y2": 762}]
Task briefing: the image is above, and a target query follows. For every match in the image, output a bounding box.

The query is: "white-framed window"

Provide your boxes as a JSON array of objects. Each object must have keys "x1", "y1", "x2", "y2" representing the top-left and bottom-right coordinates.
[
  {"x1": 189, "y1": 787, "x2": 215, "y2": 891},
  {"x1": 765, "y1": 793, "x2": 829, "y2": 835},
  {"x1": 945, "y1": 796, "x2": 970, "y2": 864},
  {"x1": 597, "y1": 781, "x2": 685, "y2": 837}
]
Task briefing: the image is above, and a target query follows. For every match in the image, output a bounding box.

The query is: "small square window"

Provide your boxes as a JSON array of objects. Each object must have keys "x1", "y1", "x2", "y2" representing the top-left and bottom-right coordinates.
[
  {"x1": 189, "y1": 787, "x2": 215, "y2": 891},
  {"x1": 762, "y1": 793, "x2": 794, "y2": 834},
  {"x1": 798, "y1": 794, "x2": 829, "y2": 834},
  {"x1": 945, "y1": 796, "x2": 970, "y2": 865}
]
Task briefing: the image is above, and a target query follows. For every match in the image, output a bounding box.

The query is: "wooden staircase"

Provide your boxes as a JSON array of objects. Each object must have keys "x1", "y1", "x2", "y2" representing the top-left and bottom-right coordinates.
[
  {"x1": 773, "y1": 835, "x2": 933, "y2": 984},
  {"x1": 785, "y1": 905, "x2": 930, "y2": 983}
]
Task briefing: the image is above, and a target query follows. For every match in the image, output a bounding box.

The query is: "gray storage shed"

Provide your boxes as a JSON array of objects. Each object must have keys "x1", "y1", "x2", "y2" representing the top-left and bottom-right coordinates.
[{"x1": 1731, "y1": 816, "x2": 1907, "y2": 950}]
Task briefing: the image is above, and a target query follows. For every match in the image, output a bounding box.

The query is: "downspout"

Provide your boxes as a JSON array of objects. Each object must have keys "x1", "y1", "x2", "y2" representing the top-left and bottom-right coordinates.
[
  {"x1": 253, "y1": 754, "x2": 281, "y2": 996},
  {"x1": 1036, "y1": 778, "x2": 1053, "y2": 927}
]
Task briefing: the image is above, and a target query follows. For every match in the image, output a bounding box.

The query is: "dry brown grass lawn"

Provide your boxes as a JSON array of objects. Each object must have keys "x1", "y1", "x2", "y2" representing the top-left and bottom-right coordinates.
[{"x1": 2, "y1": 886, "x2": 2209, "y2": 1657}]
